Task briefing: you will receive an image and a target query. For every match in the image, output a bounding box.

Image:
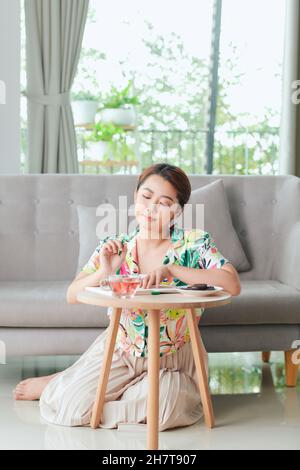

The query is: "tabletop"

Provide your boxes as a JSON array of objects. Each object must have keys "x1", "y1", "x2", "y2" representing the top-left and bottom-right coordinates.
[{"x1": 76, "y1": 288, "x2": 232, "y2": 310}]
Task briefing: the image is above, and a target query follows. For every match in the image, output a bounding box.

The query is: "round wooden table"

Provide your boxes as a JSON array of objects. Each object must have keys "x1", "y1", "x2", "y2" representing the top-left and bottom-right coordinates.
[{"x1": 76, "y1": 289, "x2": 232, "y2": 450}]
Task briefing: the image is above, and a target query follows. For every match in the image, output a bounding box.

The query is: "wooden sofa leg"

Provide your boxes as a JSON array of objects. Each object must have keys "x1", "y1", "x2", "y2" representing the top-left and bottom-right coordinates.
[
  {"x1": 262, "y1": 351, "x2": 271, "y2": 363},
  {"x1": 285, "y1": 350, "x2": 299, "y2": 387}
]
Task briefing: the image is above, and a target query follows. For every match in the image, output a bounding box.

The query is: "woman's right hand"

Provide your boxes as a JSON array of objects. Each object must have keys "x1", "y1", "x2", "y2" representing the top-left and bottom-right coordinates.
[{"x1": 98, "y1": 239, "x2": 127, "y2": 276}]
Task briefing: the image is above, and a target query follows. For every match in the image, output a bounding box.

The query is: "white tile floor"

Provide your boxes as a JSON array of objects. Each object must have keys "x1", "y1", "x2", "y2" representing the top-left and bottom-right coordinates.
[{"x1": 0, "y1": 352, "x2": 299, "y2": 450}]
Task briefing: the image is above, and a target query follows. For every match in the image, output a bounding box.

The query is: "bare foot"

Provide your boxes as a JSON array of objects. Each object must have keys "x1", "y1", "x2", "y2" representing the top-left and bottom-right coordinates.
[{"x1": 13, "y1": 373, "x2": 60, "y2": 401}]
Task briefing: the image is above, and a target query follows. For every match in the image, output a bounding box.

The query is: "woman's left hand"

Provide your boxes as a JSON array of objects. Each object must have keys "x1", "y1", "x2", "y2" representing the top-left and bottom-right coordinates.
[{"x1": 141, "y1": 265, "x2": 173, "y2": 289}]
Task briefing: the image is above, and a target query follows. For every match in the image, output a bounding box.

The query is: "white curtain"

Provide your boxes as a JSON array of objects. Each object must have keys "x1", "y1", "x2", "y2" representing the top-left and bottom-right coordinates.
[
  {"x1": 279, "y1": 0, "x2": 300, "y2": 177},
  {"x1": 25, "y1": 0, "x2": 89, "y2": 173}
]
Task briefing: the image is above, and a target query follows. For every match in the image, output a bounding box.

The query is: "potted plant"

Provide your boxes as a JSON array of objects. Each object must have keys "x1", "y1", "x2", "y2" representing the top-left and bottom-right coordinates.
[
  {"x1": 85, "y1": 121, "x2": 135, "y2": 162},
  {"x1": 71, "y1": 90, "x2": 100, "y2": 125},
  {"x1": 98, "y1": 81, "x2": 139, "y2": 127}
]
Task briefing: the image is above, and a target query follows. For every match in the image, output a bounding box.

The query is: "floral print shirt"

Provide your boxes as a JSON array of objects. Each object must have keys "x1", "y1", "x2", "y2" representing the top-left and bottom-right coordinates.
[{"x1": 81, "y1": 223, "x2": 230, "y2": 358}]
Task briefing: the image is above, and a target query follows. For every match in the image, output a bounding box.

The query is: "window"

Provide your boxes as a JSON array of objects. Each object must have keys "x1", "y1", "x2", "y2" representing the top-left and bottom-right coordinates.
[
  {"x1": 20, "y1": 0, "x2": 27, "y2": 174},
  {"x1": 20, "y1": 0, "x2": 286, "y2": 175},
  {"x1": 214, "y1": 0, "x2": 286, "y2": 175},
  {"x1": 72, "y1": 0, "x2": 214, "y2": 174}
]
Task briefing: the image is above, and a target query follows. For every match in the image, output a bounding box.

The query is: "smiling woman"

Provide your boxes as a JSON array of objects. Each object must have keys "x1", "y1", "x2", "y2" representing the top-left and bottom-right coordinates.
[{"x1": 13, "y1": 163, "x2": 241, "y2": 432}]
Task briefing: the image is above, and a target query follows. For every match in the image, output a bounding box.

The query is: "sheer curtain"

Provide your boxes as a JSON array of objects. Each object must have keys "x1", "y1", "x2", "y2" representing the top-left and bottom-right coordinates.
[
  {"x1": 25, "y1": 0, "x2": 89, "y2": 173},
  {"x1": 279, "y1": 0, "x2": 300, "y2": 177}
]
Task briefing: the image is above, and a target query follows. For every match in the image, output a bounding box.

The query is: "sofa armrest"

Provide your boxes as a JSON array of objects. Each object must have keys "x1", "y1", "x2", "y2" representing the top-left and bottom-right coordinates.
[
  {"x1": 273, "y1": 176, "x2": 300, "y2": 290},
  {"x1": 275, "y1": 222, "x2": 300, "y2": 290}
]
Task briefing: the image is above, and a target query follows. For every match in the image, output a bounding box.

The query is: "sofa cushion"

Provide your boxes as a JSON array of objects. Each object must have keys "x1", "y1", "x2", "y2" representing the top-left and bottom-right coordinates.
[
  {"x1": 76, "y1": 205, "x2": 99, "y2": 276},
  {"x1": 77, "y1": 204, "x2": 122, "y2": 275},
  {"x1": 0, "y1": 281, "x2": 109, "y2": 328},
  {"x1": 200, "y1": 280, "x2": 300, "y2": 326},
  {"x1": 76, "y1": 204, "x2": 136, "y2": 275},
  {"x1": 188, "y1": 179, "x2": 251, "y2": 272},
  {"x1": 76, "y1": 179, "x2": 251, "y2": 275},
  {"x1": 0, "y1": 280, "x2": 299, "y2": 328}
]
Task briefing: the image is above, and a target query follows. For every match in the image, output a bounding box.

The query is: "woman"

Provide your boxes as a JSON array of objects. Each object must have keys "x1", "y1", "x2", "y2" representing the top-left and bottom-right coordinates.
[{"x1": 13, "y1": 163, "x2": 241, "y2": 431}]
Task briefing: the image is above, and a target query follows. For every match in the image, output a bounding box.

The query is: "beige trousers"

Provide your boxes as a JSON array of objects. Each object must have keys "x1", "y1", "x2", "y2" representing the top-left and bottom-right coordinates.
[{"x1": 39, "y1": 328, "x2": 204, "y2": 431}]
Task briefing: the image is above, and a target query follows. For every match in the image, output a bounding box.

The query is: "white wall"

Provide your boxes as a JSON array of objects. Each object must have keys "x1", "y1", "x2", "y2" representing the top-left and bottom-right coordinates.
[{"x1": 0, "y1": 0, "x2": 20, "y2": 174}]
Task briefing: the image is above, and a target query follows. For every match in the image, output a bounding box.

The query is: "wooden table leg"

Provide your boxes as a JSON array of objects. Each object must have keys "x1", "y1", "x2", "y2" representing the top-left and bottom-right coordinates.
[
  {"x1": 147, "y1": 309, "x2": 161, "y2": 450},
  {"x1": 262, "y1": 351, "x2": 271, "y2": 363},
  {"x1": 186, "y1": 308, "x2": 215, "y2": 429},
  {"x1": 90, "y1": 307, "x2": 122, "y2": 429}
]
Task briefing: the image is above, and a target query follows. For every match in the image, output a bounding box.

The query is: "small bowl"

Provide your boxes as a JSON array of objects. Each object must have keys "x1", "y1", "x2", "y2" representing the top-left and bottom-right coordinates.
[{"x1": 102, "y1": 274, "x2": 147, "y2": 299}]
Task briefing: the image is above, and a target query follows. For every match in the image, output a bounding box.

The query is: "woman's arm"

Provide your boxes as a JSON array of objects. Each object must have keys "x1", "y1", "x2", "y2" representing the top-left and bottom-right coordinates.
[
  {"x1": 169, "y1": 262, "x2": 241, "y2": 296},
  {"x1": 66, "y1": 268, "x2": 109, "y2": 304},
  {"x1": 67, "y1": 239, "x2": 127, "y2": 304}
]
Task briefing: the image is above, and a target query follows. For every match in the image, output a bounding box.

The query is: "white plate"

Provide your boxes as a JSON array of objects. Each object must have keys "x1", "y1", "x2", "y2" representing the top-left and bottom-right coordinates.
[
  {"x1": 175, "y1": 285, "x2": 224, "y2": 297},
  {"x1": 85, "y1": 285, "x2": 180, "y2": 297},
  {"x1": 135, "y1": 286, "x2": 180, "y2": 295},
  {"x1": 85, "y1": 287, "x2": 114, "y2": 296}
]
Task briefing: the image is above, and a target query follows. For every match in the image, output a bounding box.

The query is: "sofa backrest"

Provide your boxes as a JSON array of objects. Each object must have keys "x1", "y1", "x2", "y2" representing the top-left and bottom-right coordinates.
[{"x1": 0, "y1": 174, "x2": 298, "y2": 281}]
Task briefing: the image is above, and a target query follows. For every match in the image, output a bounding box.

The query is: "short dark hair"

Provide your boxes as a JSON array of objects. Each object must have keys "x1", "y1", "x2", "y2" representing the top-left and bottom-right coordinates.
[{"x1": 136, "y1": 163, "x2": 191, "y2": 208}]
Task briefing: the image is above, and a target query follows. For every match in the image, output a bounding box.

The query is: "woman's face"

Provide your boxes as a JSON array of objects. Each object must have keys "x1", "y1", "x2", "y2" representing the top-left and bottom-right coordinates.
[{"x1": 134, "y1": 174, "x2": 181, "y2": 238}]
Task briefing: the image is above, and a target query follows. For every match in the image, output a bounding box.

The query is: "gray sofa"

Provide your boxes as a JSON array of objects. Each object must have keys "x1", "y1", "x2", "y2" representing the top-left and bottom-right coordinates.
[{"x1": 0, "y1": 174, "x2": 299, "y2": 385}]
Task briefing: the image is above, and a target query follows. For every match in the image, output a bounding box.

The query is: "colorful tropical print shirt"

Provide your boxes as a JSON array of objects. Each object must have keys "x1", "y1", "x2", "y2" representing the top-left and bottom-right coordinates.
[{"x1": 81, "y1": 223, "x2": 230, "y2": 357}]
